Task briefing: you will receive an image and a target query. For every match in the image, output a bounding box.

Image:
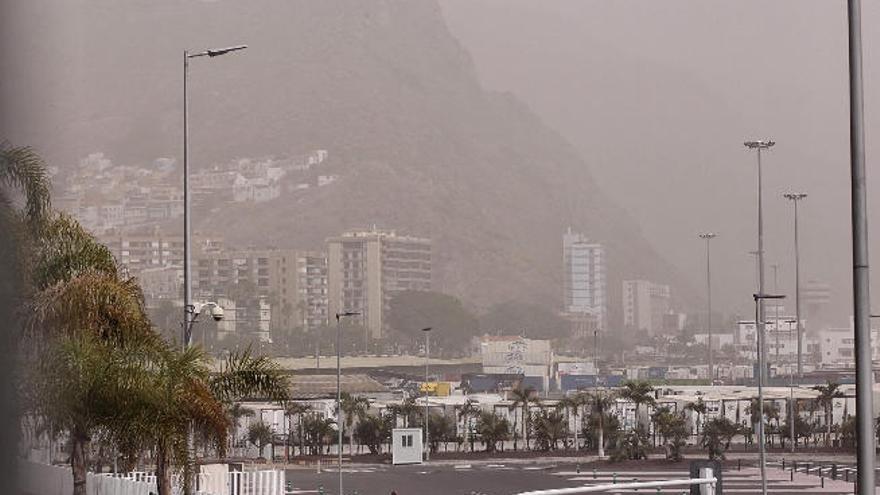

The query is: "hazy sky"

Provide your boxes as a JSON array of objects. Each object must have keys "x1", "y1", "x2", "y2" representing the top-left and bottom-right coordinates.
[{"x1": 441, "y1": 0, "x2": 880, "y2": 325}]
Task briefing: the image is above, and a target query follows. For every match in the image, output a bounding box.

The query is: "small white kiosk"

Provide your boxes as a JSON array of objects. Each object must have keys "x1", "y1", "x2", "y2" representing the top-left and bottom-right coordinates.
[{"x1": 391, "y1": 428, "x2": 423, "y2": 465}]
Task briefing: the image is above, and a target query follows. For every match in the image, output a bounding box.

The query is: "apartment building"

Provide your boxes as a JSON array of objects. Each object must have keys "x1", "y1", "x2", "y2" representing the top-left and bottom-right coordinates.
[
  {"x1": 622, "y1": 280, "x2": 671, "y2": 335},
  {"x1": 193, "y1": 248, "x2": 328, "y2": 332},
  {"x1": 327, "y1": 229, "x2": 432, "y2": 339}
]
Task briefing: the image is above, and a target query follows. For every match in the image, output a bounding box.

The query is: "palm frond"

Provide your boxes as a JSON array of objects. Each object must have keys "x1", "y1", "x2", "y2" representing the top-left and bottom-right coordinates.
[{"x1": 0, "y1": 143, "x2": 51, "y2": 226}]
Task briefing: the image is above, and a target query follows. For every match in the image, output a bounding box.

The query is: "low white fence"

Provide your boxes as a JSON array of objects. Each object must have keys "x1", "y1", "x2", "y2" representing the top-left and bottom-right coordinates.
[
  {"x1": 18, "y1": 461, "x2": 155, "y2": 495},
  {"x1": 19, "y1": 461, "x2": 286, "y2": 495},
  {"x1": 516, "y1": 468, "x2": 717, "y2": 495}
]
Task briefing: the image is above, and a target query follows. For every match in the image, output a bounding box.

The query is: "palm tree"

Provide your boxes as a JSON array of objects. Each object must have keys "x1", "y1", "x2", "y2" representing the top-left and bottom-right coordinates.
[
  {"x1": 555, "y1": 393, "x2": 586, "y2": 450},
  {"x1": 475, "y1": 411, "x2": 510, "y2": 453},
  {"x1": 685, "y1": 397, "x2": 707, "y2": 436},
  {"x1": 508, "y1": 386, "x2": 533, "y2": 451},
  {"x1": 285, "y1": 402, "x2": 312, "y2": 457},
  {"x1": 29, "y1": 332, "x2": 155, "y2": 495},
  {"x1": 586, "y1": 390, "x2": 614, "y2": 457},
  {"x1": 247, "y1": 421, "x2": 274, "y2": 459},
  {"x1": 457, "y1": 399, "x2": 480, "y2": 452},
  {"x1": 227, "y1": 403, "x2": 255, "y2": 453},
  {"x1": 340, "y1": 393, "x2": 370, "y2": 455},
  {"x1": 533, "y1": 409, "x2": 567, "y2": 451},
  {"x1": 812, "y1": 381, "x2": 844, "y2": 447},
  {"x1": 701, "y1": 417, "x2": 740, "y2": 460},
  {"x1": 135, "y1": 346, "x2": 289, "y2": 495},
  {"x1": 619, "y1": 381, "x2": 656, "y2": 432},
  {"x1": 0, "y1": 143, "x2": 51, "y2": 229}
]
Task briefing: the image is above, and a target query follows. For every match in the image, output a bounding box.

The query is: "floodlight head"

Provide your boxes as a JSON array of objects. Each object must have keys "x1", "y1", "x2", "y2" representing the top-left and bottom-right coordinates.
[
  {"x1": 421, "y1": 327, "x2": 433, "y2": 332},
  {"x1": 744, "y1": 140, "x2": 776, "y2": 149},
  {"x1": 698, "y1": 232, "x2": 717, "y2": 240},
  {"x1": 336, "y1": 311, "x2": 361, "y2": 320},
  {"x1": 207, "y1": 45, "x2": 248, "y2": 57},
  {"x1": 784, "y1": 193, "x2": 808, "y2": 201},
  {"x1": 753, "y1": 293, "x2": 786, "y2": 301}
]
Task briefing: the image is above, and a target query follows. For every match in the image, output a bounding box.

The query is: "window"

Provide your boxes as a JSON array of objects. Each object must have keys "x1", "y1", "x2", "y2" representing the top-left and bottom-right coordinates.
[{"x1": 403, "y1": 434, "x2": 413, "y2": 448}]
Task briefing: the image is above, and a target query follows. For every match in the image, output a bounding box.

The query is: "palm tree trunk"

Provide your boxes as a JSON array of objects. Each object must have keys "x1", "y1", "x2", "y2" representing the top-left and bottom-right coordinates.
[
  {"x1": 70, "y1": 430, "x2": 89, "y2": 495},
  {"x1": 156, "y1": 446, "x2": 173, "y2": 495},
  {"x1": 826, "y1": 405, "x2": 832, "y2": 447},
  {"x1": 597, "y1": 415, "x2": 605, "y2": 458},
  {"x1": 349, "y1": 421, "x2": 354, "y2": 458},
  {"x1": 512, "y1": 415, "x2": 518, "y2": 451}
]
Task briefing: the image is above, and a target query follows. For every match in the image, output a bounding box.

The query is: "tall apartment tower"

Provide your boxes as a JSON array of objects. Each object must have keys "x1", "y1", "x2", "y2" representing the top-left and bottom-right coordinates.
[
  {"x1": 562, "y1": 228, "x2": 606, "y2": 332},
  {"x1": 622, "y1": 279, "x2": 671, "y2": 335},
  {"x1": 327, "y1": 229, "x2": 432, "y2": 339}
]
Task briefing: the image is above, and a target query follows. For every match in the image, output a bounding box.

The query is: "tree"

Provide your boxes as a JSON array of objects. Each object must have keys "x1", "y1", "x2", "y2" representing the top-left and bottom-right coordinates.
[
  {"x1": 609, "y1": 425, "x2": 649, "y2": 462},
  {"x1": 354, "y1": 413, "x2": 389, "y2": 455},
  {"x1": 476, "y1": 411, "x2": 510, "y2": 452},
  {"x1": 812, "y1": 381, "x2": 844, "y2": 447},
  {"x1": 29, "y1": 333, "x2": 155, "y2": 495},
  {"x1": 479, "y1": 301, "x2": 570, "y2": 340},
  {"x1": 508, "y1": 386, "x2": 536, "y2": 451},
  {"x1": 652, "y1": 407, "x2": 688, "y2": 461},
  {"x1": 586, "y1": 390, "x2": 615, "y2": 457},
  {"x1": 533, "y1": 409, "x2": 567, "y2": 451},
  {"x1": 247, "y1": 421, "x2": 274, "y2": 459},
  {"x1": 701, "y1": 417, "x2": 740, "y2": 460},
  {"x1": 457, "y1": 399, "x2": 481, "y2": 452},
  {"x1": 388, "y1": 397, "x2": 420, "y2": 428},
  {"x1": 556, "y1": 393, "x2": 587, "y2": 450},
  {"x1": 685, "y1": 398, "x2": 707, "y2": 436},
  {"x1": 619, "y1": 381, "x2": 655, "y2": 431},
  {"x1": 386, "y1": 291, "x2": 479, "y2": 356},
  {"x1": 303, "y1": 415, "x2": 336, "y2": 455},
  {"x1": 340, "y1": 393, "x2": 370, "y2": 455},
  {"x1": 134, "y1": 346, "x2": 289, "y2": 495},
  {"x1": 427, "y1": 413, "x2": 455, "y2": 453},
  {"x1": 0, "y1": 143, "x2": 51, "y2": 229},
  {"x1": 285, "y1": 403, "x2": 312, "y2": 457}
]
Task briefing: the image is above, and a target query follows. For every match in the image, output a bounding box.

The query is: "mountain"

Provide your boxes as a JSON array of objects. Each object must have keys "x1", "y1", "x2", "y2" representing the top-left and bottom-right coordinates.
[{"x1": 0, "y1": 0, "x2": 696, "y2": 317}]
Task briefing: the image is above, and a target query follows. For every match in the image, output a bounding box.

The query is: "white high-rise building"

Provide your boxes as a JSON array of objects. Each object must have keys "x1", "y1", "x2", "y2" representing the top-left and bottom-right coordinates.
[{"x1": 562, "y1": 228, "x2": 606, "y2": 332}]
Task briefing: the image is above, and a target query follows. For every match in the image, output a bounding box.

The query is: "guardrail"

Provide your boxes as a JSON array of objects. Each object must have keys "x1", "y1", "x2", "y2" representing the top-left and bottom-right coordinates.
[{"x1": 515, "y1": 469, "x2": 717, "y2": 495}]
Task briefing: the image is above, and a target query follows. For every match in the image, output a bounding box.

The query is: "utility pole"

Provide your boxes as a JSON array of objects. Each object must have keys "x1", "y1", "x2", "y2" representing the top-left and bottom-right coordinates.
[
  {"x1": 745, "y1": 140, "x2": 775, "y2": 386},
  {"x1": 847, "y1": 1, "x2": 874, "y2": 493},
  {"x1": 784, "y1": 193, "x2": 807, "y2": 377},
  {"x1": 699, "y1": 233, "x2": 717, "y2": 382}
]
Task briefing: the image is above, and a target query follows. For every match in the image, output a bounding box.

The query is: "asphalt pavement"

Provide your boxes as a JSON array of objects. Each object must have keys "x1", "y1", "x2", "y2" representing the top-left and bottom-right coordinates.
[{"x1": 285, "y1": 461, "x2": 857, "y2": 495}]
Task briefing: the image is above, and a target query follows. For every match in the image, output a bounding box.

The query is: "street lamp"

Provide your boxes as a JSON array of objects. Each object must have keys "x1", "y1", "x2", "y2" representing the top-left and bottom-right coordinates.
[
  {"x1": 753, "y1": 292, "x2": 785, "y2": 495},
  {"x1": 181, "y1": 45, "x2": 245, "y2": 495},
  {"x1": 421, "y1": 327, "x2": 433, "y2": 461},
  {"x1": 698, "y1": 233, "x2": 717, "y2": 382},
  {"x1": 182, "y1": 44, "x2": 247, "y2": 349},
  {"x1": 744, "y1": 139, "x2": 775, "y2": 386},
  {"x1": 784, "y1": 193, "x2": 807, "y2": 377},
  {"x1": 335, "y1": 310, "x2": 360, "y2": 495}
]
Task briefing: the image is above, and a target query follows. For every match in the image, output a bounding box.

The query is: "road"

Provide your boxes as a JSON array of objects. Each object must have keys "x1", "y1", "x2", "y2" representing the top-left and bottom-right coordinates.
[{"x1": 285, "y1": 461, "x2": 857, "y2": 495}]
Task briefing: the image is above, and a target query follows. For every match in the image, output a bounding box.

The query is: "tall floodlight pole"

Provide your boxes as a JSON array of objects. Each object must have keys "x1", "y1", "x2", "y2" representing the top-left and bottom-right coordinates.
[
  {"x1": 771, "y1": 264, "x2": 781, "y2": 362},
  {"x1": 784, "y1": 193, "x2": 807, "y2": 377},
  {"x1": 336, "y1": 311, "x2": 360, "y2": 495},
  {"x1": 699, "y1": 233, "x2": 717, "y2": 382},
  {"x1": 182, "y1": 44, "x2": 248, "y2": 349},
  {"x1": 422, "y1": 327, "x2": 433, "y2": 461},
  {"x1": 847, "y1": 2, "x2": 874, "y2": 493},
  {"x1": 182, "y1": 44, "x2": 246, "y2": 495},
  {"x1": 744, "y1": 140, "x2": 775, "y2": 385},
  {"x1": 754, "y1": 293, "x2": 785, "y2": 495},
  {"x1": 784, "y1": 319, "x2": 797, "y2": 454}
]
